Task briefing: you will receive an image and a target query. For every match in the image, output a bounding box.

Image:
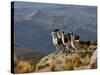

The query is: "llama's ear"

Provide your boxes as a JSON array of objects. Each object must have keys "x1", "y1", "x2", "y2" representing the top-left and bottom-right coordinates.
[
  {"x1": 54, "y1": 29, "x2": 60, "y2": 32},
  {"x1": 70, "y1": 32, "x2": 73, "y2": 35},
  {"x1": 51, "y1": 32, "x2": 55, "y2": 35},
  {"x1": 61, "y1": 31, "x2": 64, "y2": 33},
  {"x1": 77, "y1": 35, "x2": 80, "y2": 39},
  {"x1": 67, "y1": 33, "x2": 70, "y2": 36},
  {"x1": 75, "y1": 35, "x2": 80, "y2": 40}
]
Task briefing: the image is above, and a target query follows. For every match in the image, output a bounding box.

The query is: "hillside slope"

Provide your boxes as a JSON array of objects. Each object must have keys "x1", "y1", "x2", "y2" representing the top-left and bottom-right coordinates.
[{"x1": 35, "y1": 45, "x2": 97, "y2": 72}]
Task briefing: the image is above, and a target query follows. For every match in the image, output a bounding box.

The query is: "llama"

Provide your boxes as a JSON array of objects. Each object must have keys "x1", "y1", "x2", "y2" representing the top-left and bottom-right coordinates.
[
  {"x1": 70, "y1": 32, "x2": 80, "y2": 52},
  {"x1": 78, "y1": 40, "x2": 90, "y2": 48},
  {"x1": 51, "y1": 32, "x2": 62, "y2": 51},
  {"x1": 54, "y1": 29, "x2": 61, "y2": 38},
  {"x1": 61, "y1": 31, "x2": 72, "y2": 53},
  {"x1": 70, "y1": 32, "x2": 90, "y2": 52}
]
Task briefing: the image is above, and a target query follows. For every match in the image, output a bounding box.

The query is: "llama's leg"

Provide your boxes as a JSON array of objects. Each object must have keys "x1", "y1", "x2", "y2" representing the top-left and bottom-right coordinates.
[
  {"x1": 60, "y1": 44, "x2": 64, "y2": 51},
  {"x1": 71, "y1": 47, "x2": 75, "y2": 52},
  {"x1": 65, "y1": 46, "x2": 69, "y2": 53},
  {"x1": 74, "y1": 47, "x2": 77, "y2": 52},
  {"x1": 62, "y1": 45, "x2": 66, "y2": 53},
  {"x1": 54, "y1": 46, "x2": 59, "y2": 54},
  {"x1": 56, "y1": 46, "x2": 59, "y2": 51},
  {"x1": 56, "y1": 45, "x2": 61, "y2": 51},
  {"x1": 68, "y1": 44, "x2": 73, "y2": 52}
]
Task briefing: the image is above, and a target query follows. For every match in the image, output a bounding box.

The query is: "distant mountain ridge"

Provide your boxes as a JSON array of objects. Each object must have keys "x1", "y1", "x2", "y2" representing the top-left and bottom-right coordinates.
[{"x1": 14, "y1": 47, "x2": 48, "y2": 61}]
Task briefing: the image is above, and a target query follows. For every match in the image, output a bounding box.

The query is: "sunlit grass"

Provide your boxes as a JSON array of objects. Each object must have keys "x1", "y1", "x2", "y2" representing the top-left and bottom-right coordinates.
[
  {"x1": 15, "y1": 60, "x2": 34, "y2": 73},
  {"x1": 36, "y1": 63, "x2": 50, "y2": 70},
  {"x1": 14, "y1": 44, "x2": 97, "y2": 73},
  {"x1": 50, "y1": 63, "x2": 56, "y2": 71}
]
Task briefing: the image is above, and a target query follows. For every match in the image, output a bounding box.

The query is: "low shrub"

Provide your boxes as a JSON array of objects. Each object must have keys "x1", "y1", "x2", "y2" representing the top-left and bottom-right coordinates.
[
  {"x1": 50, "y1": 63, "x2": 56, "y2": 71},
  {"x1": 15, "y1": 60, "x2": 34, "y2": 73}
]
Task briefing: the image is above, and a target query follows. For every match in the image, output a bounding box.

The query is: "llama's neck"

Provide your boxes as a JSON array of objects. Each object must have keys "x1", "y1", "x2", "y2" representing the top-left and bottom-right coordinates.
[
  {"x1": 71, "y1": 34, "x2": 75, "y2": 40},
  {"x1": 71, "y1": 35, "x2": 76, "y2": 44},
  {"x1": 57, "y1": 32, "x2": 61, "y2": 38},
  {"x1": 52, "y1": 34, "x2": 56, "y2": 39},
  {"x1": 61, "y1": 33, "x2": 65, "y2": 43},
  {"x1": 52, "y1": 34, "x2": 57, "y2": 44}
]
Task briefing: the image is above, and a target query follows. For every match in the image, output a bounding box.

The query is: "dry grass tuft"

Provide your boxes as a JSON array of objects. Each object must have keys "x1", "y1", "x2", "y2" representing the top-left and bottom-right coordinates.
[
  {"x1": 55, "y1": 59, "x2": 62, "y2": 64},
  {"x1": 62, "y1": 62, "x2": 74, "y2": 70},
  {"x1": 50, "y1": 63, "x2": 56, "y2": 71},
  {"x1": 14, "y1": 44, "x2": 97, "y2": 73},
  {"x1": 37, "y1": 63, "x2": 50, "y2": 70},
  {"x1": 64, "y1": 53, "x2": 82, "y2": 70},
  {"x1": 15, "y1": 60, "x2": 34, "y2": 73},
  {"x1": 80, "y1": 55, "x2": 91, "y2": 66}
]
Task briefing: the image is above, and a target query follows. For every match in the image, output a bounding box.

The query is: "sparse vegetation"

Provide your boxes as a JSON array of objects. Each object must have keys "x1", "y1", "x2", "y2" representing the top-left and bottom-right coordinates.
[
  {"x1": 63, "y1": 53, "x2": 81, "y2": 70},
  {"x1": 61, "y1": 46, "x2": 96, "y2": 70},
  {"x1": 62, "y1": 62, "x2": 74, "y2": 70},
  {"x1": 80, "y1": 55, "x2": 90, "y2": 66},
  {"x1": 91, "y1": 40, "x2": 97, "y2": 45},
  {"x1": 55, "y1": 59, "x2": 62, "y2": 64},
  {"x1": 37, "y1": 63, "x2": 50, "y2": 70},
  {"x1": 14, "y1": 43, "x2": 97, "y2": 73},
  {"x1": 15, "y1": 60, "x2": 34, "y2": 73},
  {"x1": 74, "y1": 58, "x2": 82, "y2": 67},
  {"x1": 50, "y1": 63, "x2": 56, "y2": 71}
]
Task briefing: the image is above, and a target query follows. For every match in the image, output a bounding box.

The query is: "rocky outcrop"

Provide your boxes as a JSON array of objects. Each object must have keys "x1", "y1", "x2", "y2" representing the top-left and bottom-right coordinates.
[{"x1": 35, "y1": 47, "x2": 97, "y2": 72}]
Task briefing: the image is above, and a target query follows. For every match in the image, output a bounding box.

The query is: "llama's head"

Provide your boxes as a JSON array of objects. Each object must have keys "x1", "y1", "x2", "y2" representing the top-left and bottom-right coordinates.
[
  {"x1": 75, "y1": 35, "x2": 80, "y2": 40},
  {"x1": 60, "y1": 31, "x2": 65, "y2": 37},
  {"x1": 70, "y1": 32, "x2": 76, "y2": 40},
  {"x1": 61, "y1": 31, "x2": 64, "y2": 34},
  {"x1": 70, "y1": 32, "x2": 74, "y2": 35},
  {"x1": 54, "y1": 29, "x2": 60, "y2": 32},
  {"x1": 67, "y1": 33, "x2": 71, "y2": 41},
  {"x1": 51, "y1": 32, "x2": 56, "y2": 36}
]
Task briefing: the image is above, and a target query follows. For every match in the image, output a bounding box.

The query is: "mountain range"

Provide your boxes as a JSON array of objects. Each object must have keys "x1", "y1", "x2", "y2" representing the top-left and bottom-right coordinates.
[{"x1": 13, "y1": 2, "x2": 97, "y2": 52}]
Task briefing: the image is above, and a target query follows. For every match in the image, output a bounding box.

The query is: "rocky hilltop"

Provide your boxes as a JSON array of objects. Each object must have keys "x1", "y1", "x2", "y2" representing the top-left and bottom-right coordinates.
[{"x1": 35, "y1": 45, "x2": 97, "y2": 72}]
